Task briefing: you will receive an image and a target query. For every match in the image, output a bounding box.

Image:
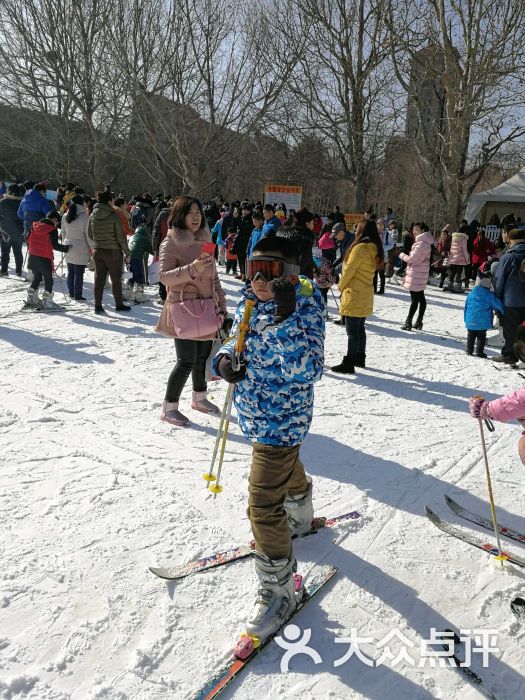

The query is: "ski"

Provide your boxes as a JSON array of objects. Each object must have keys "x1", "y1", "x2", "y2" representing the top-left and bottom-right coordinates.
[
  {"x1": 149, "y1": 511, "x2": 361, "y2": 580},
  {"x1": 445, "y1": 495, "x2": 525, "y2": 545},
  {"x1": 492, "y1": 363, "x2": 518, "y2": 371},
  {"x1": 193, "y1": 564, "x2": 337, "y2": 700},
  {"x1": 425, "y1": 507, "x2": 525, "y2": 568},
  {"x1": 435, "y1": 629, "x2": 498, "y2": 700},
  {"x1": 511, "y1": 597, "x2": 525, "y2": 620}
]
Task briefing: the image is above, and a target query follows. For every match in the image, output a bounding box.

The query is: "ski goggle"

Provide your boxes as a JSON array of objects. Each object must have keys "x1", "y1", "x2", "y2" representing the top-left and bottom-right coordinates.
[{"x1": 246, "y1": 256, "x2": 300, "y2": 282}]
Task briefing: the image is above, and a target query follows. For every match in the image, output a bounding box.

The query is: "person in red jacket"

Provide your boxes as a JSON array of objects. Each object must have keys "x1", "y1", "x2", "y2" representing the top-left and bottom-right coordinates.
[
  {"x1": 26, "y1": 218, "x2": 70, "y2": 310},
  {"x1": 471, "y1": 229, "x2": 496, "y2": 280}
]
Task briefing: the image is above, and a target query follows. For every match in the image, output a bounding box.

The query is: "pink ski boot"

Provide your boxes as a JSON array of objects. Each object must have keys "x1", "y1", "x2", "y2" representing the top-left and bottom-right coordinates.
[
  {"x1": 160, "y1": 401, "x2": 189, "y2": 426},
  {"x1": 191, "y1": 391, "x2": 220, "y2": 414}
]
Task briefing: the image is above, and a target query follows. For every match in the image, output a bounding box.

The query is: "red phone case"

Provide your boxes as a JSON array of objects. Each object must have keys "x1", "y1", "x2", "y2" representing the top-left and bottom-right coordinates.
[{"x1": 201, "y1": 242, "x2": 217, "y2": 255}]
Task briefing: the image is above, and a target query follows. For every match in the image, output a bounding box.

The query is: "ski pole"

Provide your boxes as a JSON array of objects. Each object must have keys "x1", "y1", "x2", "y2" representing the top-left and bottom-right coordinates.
[
  {"x1": 329, "y1": 286, "x2": 340, "y2": 312},
  {"x1": 203, "y1": 383, "x2": 233, "y2": 490},
  {"x1": 202, "y1": 299, "x2": 255, "y2": 493},
  {"x1": 54, "y1": 273, "x2": 71, "y2": 305},
  {"x1": 208, "y1": 388, "x2": 234, "y2": 497},
  {"x1": 477, "y1": 415, "x2": 507, "y2": 563}
]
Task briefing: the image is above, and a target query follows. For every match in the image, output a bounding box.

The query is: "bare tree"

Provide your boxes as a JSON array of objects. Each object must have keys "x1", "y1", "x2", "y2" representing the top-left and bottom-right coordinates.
[
  {"x1": 287, "y1": 0, "x2": 394, "y2": 211},
  {"x1": 0, "y1": 0, "x2": 128, "y2": 189},
  {"x1": 111, "y1": 0, "x2": 305, "y2": 197},
  {"x1": 387, "y1": 0, "x2": 525, "y2": 223}
]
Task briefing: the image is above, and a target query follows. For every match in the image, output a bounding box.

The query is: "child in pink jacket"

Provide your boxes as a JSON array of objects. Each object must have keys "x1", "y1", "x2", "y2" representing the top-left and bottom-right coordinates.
[{"x1": 470, "y1": 324, "x2": 525, "y2": 464}]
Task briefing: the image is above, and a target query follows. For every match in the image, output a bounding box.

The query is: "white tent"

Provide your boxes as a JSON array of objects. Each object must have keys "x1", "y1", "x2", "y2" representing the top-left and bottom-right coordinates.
[{"x1": 465, "y1": 168, "x2": 525, "y2": 224}]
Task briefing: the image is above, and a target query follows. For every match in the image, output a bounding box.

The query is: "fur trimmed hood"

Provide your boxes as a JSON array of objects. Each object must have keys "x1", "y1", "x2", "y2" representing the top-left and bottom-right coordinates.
[{"x1": 166, "y1": 226, "x2": 211, "y2": 246}]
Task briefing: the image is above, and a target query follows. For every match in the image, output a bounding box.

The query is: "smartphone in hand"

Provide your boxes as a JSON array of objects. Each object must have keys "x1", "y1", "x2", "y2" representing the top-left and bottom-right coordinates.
[{"x1": 201, "y1": 241, "x2": 217, "y2": 256}]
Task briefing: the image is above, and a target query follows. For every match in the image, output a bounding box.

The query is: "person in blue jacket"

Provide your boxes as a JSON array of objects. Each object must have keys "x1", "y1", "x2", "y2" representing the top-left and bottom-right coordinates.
[
  {"x1": 493, "y1": 228, "x2": 525, "y2": 364},
  {"x1": 464, "y1": 268, "x2": 504, "y2": 357},
  {"x1": 246, "y1": 210, "x2": 265, "y2": 258},
  {"x1": 17, "y1": 182, "x2": 53, "y2": 238},
  {"x1": 213, "y1": 233, "x2": 325, "y2": 644}
]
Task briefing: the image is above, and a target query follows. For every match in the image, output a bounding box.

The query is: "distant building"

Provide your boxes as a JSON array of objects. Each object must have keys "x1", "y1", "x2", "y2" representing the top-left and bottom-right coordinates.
[{"x1": 405, "y1": 46, "x2": 447, "y2": 154}]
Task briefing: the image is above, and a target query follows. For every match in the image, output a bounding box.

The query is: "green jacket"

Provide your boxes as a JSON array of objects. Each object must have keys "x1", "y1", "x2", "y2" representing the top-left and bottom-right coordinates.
[
  {"x1": 129, "y1": 227, "x2": 154, "y2": 260},
  {"x1": 88, "y1": 203, "x2": 130, "y2": 254}
]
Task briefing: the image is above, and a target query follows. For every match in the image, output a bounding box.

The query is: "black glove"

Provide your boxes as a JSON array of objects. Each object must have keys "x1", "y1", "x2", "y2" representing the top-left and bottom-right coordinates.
[
  {"x1": 222, "y1": 316, "x2": 233, "y2": 334},
  {"x1": 218, "y1": 354, "x2": 247, "y2": 383},
  {"x1": 270, "y1": 277, "x2": 296, "y2": 323}
]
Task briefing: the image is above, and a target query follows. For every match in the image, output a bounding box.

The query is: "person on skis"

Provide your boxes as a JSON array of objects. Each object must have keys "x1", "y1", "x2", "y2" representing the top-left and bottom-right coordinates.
[
  {"x1": 213, "y1": 231, "x2": 325, "y2": 644},
  {"x1": 25, "y1": 218, "x2": 70, "y2": 310}
]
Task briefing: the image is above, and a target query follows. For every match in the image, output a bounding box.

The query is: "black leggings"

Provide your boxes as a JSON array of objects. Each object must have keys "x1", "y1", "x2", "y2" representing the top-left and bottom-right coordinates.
[
  {"x1": 408, "y1": 290, "x2": 426, "y2": 321},
  {"x1": 29, "y1": 255, "x2": 53, "y2": 293},
  {"x1": 165, "y1": 338, "x2": 213, "y2": 401}
]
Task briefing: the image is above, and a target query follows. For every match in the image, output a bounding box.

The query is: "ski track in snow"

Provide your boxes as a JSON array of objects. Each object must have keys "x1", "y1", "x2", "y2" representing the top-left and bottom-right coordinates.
[{"x1": 0, "y1": 259, "x2": 524, "y2": 699}]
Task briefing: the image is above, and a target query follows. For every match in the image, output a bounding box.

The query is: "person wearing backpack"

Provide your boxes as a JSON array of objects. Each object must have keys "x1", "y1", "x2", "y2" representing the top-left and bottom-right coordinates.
[{"x1": 493, "y1": 228, "x2": 525, "y2": 364}]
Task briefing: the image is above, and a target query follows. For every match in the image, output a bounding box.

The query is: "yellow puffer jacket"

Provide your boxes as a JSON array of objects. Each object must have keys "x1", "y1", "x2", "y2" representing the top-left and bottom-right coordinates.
[{"x1": 338, "y1": 241, "x2": 378, "y2": 317}]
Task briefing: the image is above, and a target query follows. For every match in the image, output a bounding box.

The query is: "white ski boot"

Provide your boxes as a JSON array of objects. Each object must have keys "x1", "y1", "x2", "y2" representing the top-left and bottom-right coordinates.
[
  {"x1": 284, "y1": 477, "x2": 314, "y2": 537},
  {"x1": 25, "y1": 287, "x2": 43, "y2": 310},
  {"x1": 244, "y1": 553, "x2": 303, "y2": 643},
  {"x1": 41, "y1": 291, "x2": 62, "y2": 311},
  {"x1": 122, "y1": 280, "x2": 133, "y2": 301},
  {"x1": 133, "y1": 283, "x2": 146, "y2": 303}
]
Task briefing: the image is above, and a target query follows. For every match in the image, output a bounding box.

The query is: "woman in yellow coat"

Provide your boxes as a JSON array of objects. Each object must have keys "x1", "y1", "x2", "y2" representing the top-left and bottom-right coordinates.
[{"x1": 332, "y1": 220, "x2": 384, "y2": 374}]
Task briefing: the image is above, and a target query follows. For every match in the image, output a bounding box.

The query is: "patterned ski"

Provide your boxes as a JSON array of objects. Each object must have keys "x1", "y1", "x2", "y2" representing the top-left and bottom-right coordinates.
[
  {"x1": 425, "y1": 506, "x2": 525, "y2": 568},
  {"x1": 435, "y1": 629, "x2": 498, "y2": 700},
  {"x1": 149, "y1": 511, "x2": 360, "y2": 580},
  {"x1": 193, "y1": 564, "x2": 338, "y2": 700},
  {"x1": 445, "y1": 495, "x2": 525, "y2": 545}
]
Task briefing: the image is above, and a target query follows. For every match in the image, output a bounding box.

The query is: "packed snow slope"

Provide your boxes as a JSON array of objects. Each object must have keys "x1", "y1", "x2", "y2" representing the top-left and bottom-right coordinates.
[{"x1": 0, "y1": 260, "x2": 524, "y2": 700}]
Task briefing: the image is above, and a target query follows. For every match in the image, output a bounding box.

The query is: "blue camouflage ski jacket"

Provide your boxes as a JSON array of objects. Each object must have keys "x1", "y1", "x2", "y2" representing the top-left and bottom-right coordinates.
[{"x1": 213, "y1": 278, "x2": 325, "y2": 446}]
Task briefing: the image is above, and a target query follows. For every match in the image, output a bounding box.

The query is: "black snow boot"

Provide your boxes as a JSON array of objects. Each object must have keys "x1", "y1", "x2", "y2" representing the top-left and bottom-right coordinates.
[
  {"x1": 354, "y1": 352, "x2": 366, "y2": 368},
  {"x1": 413, "y1": 316, "x2": 424, "y2": 330},
  {"x1": 331, "y1": 356, "x2": 355, "y2": 374},
  {"x1": 401, "y1": 318, "x2": 413, "y2": 331}
]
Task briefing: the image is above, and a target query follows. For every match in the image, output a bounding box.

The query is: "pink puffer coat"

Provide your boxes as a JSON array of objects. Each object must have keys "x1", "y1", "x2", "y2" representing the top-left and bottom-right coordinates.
[
  {"x1": 488, "y1": 388, "x2": 525, "y2": 424},
  {"x1": 399, "y1": 230, "x2": 434, "y2": 292},
  {"x1": 448, "y1": 232, "x2": 470, "y2": 266},
  {"x1": 155, "y1": 226, "x2": 227, "y2": 339}
]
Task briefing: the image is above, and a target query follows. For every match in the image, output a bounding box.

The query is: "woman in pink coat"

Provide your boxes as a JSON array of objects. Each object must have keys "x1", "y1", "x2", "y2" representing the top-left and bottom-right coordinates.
[
  {"x1": 399, "y1": 222, "x2": 434, "y2": 331},
  {"x1": 155, "y1": 196, "x2": 227, "y2": 426},
  {"x1": 470, "y1": 327, "x2": 525, "y2": 620},
  {"x1": 445, "y1": 225, "x2": 470, "y2": 293}
]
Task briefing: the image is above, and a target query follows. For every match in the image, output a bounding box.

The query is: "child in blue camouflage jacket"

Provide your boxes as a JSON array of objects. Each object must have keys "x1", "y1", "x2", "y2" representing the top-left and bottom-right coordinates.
[{"x1": 214, "y1": 232, "x2": 325, "y2": 644}]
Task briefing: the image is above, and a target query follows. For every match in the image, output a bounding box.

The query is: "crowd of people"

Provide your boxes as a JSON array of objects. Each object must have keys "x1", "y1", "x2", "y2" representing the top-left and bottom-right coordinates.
[{"x1": 2, "y1": 180, "x2": 525, "y2": 638}]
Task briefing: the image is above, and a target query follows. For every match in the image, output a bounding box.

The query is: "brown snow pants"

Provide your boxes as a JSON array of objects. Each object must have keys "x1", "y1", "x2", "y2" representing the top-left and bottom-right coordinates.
[
  {"x1": 247, "y1": 443, "x2": 309, "y2": 560},
  {"x1": 93, "y1": 248, "x2": 123, "y2": 306}
]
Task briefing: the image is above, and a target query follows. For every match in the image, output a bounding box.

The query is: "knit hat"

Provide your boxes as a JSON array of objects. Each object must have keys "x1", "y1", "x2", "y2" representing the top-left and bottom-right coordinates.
[{"x1": 442, "y1": 224, "x2": 452, "y2": 232}]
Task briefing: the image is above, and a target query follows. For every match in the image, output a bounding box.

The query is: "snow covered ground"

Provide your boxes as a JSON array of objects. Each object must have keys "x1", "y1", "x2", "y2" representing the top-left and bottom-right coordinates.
[{"x1": 0, "y1": 255, "x2": 524, "y2": 700}]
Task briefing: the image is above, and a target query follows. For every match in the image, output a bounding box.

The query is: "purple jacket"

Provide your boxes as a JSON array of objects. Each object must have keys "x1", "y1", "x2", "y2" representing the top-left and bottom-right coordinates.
[
  {"x1": 399, "y1": 230, "x2": 434, "y2": 292},
  {"x1": 488, "y1": 388, "x2": 525, "y2": 423}
]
